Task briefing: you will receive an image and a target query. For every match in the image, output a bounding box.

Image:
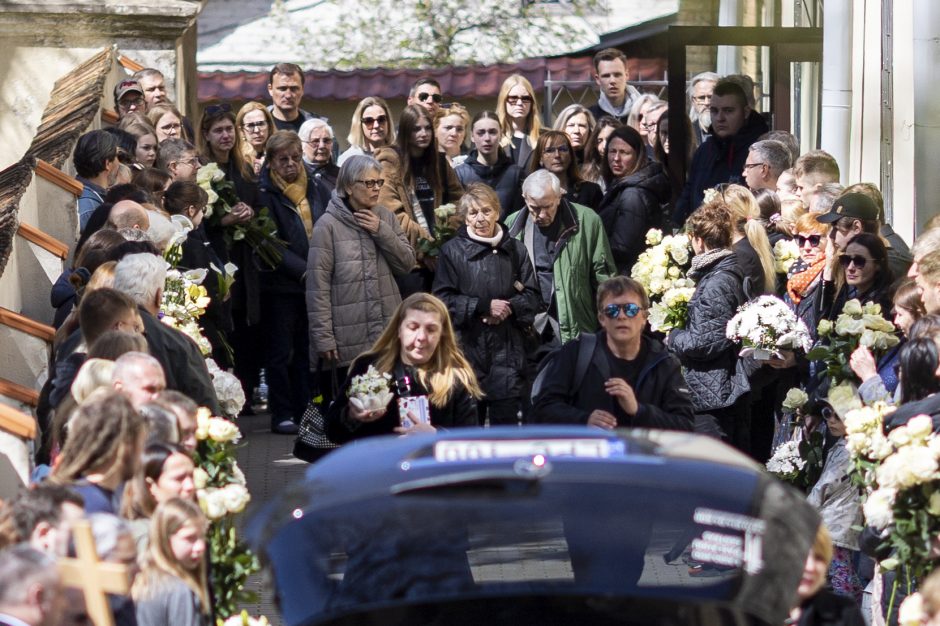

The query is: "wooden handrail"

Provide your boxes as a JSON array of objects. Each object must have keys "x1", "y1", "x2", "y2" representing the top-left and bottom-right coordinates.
[
  {"x1": 0, "y1": 403, "x2": 37, "y2": 439},
  {"x1": 17, "y1": 222, "x2": 69, "y2": 260},
  {"x1": 0, "y1": 379, "x2": 40, "y2": 408},
  {"x1": 118, "y1": 55, "x2": 144, "y2": 73},
  {"x1": 101, "y1": 109, "x2": 119, "y2": 125},
  {"x1": 34, "y1": 159, "x2": 82, "y2": 196},
  {"x1": 0, "y1": 307, "x2": 55, "y2": 342}
]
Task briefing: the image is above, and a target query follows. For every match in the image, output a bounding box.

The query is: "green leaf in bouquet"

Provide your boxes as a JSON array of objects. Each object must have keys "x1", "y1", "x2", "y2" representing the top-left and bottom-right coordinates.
[{"x1": 805, "y1": 346, "x2": 830, "y2": 361}]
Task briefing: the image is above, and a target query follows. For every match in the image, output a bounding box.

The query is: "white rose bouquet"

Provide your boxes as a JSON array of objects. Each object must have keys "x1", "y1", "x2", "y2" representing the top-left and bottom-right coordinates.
[
  {"x1": 223, "y1": 612, "x2": 271, "y2": 626},
  {"x1": 161, "y1": 267, "x2": 213, "y2": 356},
  {"x1": 206, "y1": 358, "x2": 246, "y2": 418},
  {"x1": 348, "y1": 365, "x2": 394, "y2": 412},
  {"x1": 807, "y1": 299, "x2": 900, "y2": 387},
  {"x1": 417, "y1": 203, "x2": 458, "y2": 259},
  {"x1": 726, "y1": 295, "x2": 813, "y2": 360},
  {"x1": 773, "y1": 238, "x2": 801, "y2": 274},
  {"x1": 631, "y1": 229, "x2": 695, "y2": 331}
]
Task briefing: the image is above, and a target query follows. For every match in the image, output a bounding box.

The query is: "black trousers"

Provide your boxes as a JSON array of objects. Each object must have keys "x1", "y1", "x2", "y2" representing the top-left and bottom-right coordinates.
[{"x1": 261, "y1": 292, "x2": 311, "y2": 423}]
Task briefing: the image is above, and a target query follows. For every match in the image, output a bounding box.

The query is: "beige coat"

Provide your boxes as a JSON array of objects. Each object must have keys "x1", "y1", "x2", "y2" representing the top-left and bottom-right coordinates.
[{"x1": 306, "y1": 194, "x2": 415, "y2": 367}]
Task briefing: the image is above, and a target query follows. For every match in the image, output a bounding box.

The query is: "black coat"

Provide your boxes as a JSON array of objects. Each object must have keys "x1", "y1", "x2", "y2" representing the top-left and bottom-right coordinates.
[
  {"x1": 597, "y1": 161, "x2": 671, "y2": 273},
  {"x1": 180, "y1": 224, "x2": 233, "y2": 364},
  {"x1": 325, "y1": 354, "x2": 478, "y2": 443},
  {"x1": 432, "y1": 226, "x2": 543, "y2": 401},
  {"x1": 532, "y1": 332, "x2": 695, "y2": 430},
  {"x1": 309, "y1": 162, "x2": 339, "y2": 193},
  {"x1": 674, "y1": 110, "x2": 769, "y2": 225},
  {"x1": 794, "y1": 589, "x2": 865, "y2": 626},
  {"x1": 566, "y1": 180, "x2": 604, "y2": 211},
  {"x1": 454, "y1": 151, "x2": 524, "y2": 218},
  {"x1": 256, "y1": 164, "x2": 330, "y2": 295},
  {"x1": 668, "y1": 253, "x2": 750, "y2": 412},
  {"x1": 732, "y1": 237, "x2": 766, "y2": 298}
]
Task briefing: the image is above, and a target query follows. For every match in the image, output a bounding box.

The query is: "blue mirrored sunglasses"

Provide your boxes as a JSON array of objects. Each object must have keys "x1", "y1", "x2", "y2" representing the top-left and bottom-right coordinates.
[{"x1": 603, "y1": 303, "x2": 644, "y2": 319}]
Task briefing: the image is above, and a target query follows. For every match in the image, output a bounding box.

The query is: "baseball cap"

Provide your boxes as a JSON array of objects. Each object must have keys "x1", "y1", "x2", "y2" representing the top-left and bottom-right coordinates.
[
  {"x1": 816, "y1": 192, "x2": 879, "y2": 224},
  {"x1": 114, "y1": 79, "x2": 144, "y2": 102}
]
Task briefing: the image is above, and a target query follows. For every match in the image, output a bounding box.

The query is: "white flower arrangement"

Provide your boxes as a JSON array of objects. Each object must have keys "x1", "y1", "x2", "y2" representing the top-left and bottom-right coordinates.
[
  {"x1": 206, "y1": 358, "x2": 246, "y2": 418},
  {"x1": 898, "y1": 593, "x2": 925, "y2": 626},
  {"x1": 726, "y1": 295, "x2": 813, "y2": 359},
  {"x1": 434, "y1": 203, "x2": 457, "y2": 224},
  {"x1": 631, "y1": 229, "x2": 695, "y2": 331},
  {"x1": 773, "y1": 239, "x2": 800, "y2": 274},
  {"x1": 348, "y1": 365, "x2": 394, "y2": 411},
  {"x1": 222, "y1": 612, "x2": 271, "y2": 626},
  {"x1": 781, "y1": 387, "x2": 809, "y2": 412},
  {"x1": 766, "y1": 440, "x2": 806, "y2": 476},
  {"x1": 196, "y1": 162, "x2": 225, "y2": 212}
]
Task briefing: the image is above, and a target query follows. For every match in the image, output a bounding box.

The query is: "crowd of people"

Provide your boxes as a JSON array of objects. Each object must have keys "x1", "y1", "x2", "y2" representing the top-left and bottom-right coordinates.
[{"x1": 2, "y1": 44, "x2": 940, "y2": 625}]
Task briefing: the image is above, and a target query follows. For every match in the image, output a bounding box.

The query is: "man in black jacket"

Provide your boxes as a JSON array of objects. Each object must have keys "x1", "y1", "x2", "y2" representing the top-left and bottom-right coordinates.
[{"x1": 531, "y1": 276, "x2": 694, "y2": 430}]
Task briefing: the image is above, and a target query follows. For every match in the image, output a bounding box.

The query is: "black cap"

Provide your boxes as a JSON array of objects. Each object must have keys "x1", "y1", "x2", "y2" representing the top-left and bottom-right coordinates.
[{"x1": 816, "y1": 192, "x2": 879, "y2": 223}]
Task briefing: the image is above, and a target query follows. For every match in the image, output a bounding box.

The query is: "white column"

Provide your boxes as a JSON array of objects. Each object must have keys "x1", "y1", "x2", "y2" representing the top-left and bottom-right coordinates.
[
  {"x1": 819, "y1": 0, "x2": 853, "y2": 180},
  {"x1": 716, "y1": 0, "x2": 742, "y2": 76},
  {"x1": 912, "y1": 0, "x2": 940, "y2": 235},
  {"x1": 891, "y1": 0, "x2": 915, "y2": 242}
]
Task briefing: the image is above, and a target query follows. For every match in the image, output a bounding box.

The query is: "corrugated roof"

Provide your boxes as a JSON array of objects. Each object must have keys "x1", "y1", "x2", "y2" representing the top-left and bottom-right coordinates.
[
  {"x1": 199, "y1": 56, "x2": 667, "y2": 102},
  {"x1": 0, "y1": 159, "x2": 35, "y2": 280}
]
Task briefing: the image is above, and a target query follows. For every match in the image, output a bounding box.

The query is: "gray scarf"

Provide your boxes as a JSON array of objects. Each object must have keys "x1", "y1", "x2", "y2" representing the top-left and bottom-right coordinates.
[{"x1": 689, "y1": 248, "x2": 735, "y2": 281}]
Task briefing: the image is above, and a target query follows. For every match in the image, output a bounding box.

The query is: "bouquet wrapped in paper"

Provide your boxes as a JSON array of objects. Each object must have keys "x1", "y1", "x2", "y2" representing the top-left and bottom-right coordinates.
[
  {"x1": 726, "y1": 295, "x2": 813, "y2": 360},
  {"x1": 417, "y1": 203, "x2": 458, "y2": 258},
  {"x1": 631, "y1": 229, "x2": 695, "y2": 332},
  {"x1": 773, "y1": 238, "x2": 801, "y2": 274},
  {"x1": 348, "y1": 365, "x2": 394, "y2": 412}
]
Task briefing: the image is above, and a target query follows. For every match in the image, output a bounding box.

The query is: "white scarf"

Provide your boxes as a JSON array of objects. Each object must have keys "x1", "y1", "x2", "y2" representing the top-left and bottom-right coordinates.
[{"x1": 467, "y1": 224, "x2": 502, "y2": 247}]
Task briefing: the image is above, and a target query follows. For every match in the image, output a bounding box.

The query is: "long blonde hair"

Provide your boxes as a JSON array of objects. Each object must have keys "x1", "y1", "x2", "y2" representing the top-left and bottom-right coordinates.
[
  {"x1": 722, "y1": 184, "x2": 776, "y2": 294},
  {"x1": 496, "y1": 75, "x2": 542, "y2": 150},
  {"x1": 234, "y1": 101, "x2": 275, "y2": 181},
  {"x1": 362, "y1": 293, "x2": 482, "y2": 406},
  {"x1": 347, "y1": 96, "x2": 396, "y2": 151},
  {"x1": 133, "y1": 498, "x2": 210, "y2": 611}
]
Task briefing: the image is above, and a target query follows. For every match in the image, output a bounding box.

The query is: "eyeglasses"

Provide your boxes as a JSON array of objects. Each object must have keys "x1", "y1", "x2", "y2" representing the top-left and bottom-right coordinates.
[
  {"x1": 743, "y1": 162, "x2": 765, "y2": 170},
  {"x1": 797, "y1": 234, "x2": 822, "y2": 247},
  {"x1": 242, "y1": 121, "x2": 267, "y2": 132},
  {"x1": 692, "y1": 95, "x2": 712, "y2": 104},
  {"x1": 174, "y1": 157, "x2": 200, "y2": 167},
  {"x1": 205, "y1": 103, "x2": 232, "y2": 116},
  {"x1": 821, "y1": 406, "x2": 837, "y2": 421},
  {"x1": 355, "y1": 178, "x2": 385, "y2": 189},
  {"x1": 303, "y1": 137, "x2": 333, "y2": 145},
  {"x1": 362, "y1": 115, "x2": 388, "y2": 127},
  {"x1": 839, "y1": 254, "x2": 874, "y2": 269},
  {"x1": 603, "y1": 303, "x2": 645, "y2": 319},
  {"x1": 543, "y1": 145, "x2": 570, "y2": 155},
  {"x1": 417, "y1": 92, "x2": 443, "y2": 103},
  {"x1": 159, "y1": 122, "x2": 182, "y2": 132},
  {"x1": 506, "y1": 95, "x2": 533, "y2": 104},
  {"x1": 119, "y1": 97, "x2": 144, "y2": 109}
]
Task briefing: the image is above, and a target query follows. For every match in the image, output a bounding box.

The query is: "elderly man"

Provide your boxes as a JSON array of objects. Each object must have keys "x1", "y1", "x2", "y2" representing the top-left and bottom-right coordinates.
[
  {"x1": 506, "y1": 170, "x2": 615, "y2": 352},
  {"x1": 156, "y1": 138, "x2": 201, "y2": 183},
  {"x1": 112, "y1": 352, "x2": 166, "y2": 409},
  {"x1": 0, "y1": 545, "x2": 64, "y2": 626},
  {"x1": 0, "y1": 484, "x2": 84, "y2": 555},
  {"x1": 588, "y1": 48, "x2": 641, "y2": 124},
  {"x1": 743, "y1": 139, "x2": 791, "y2": 193},
  {"x1": 687, "y1": 71, "x2": 719, "y2": 146},
  {"x1": 532, "y1": 276, "x2": 694, "y2": 430},
  {"x1": 406, "y1": 78, "x2": 443, "y2": 117},
  {"x1": 112, "y1": 253, "x2": 220, "y2": 414},
  {"x1": 107, "y1": 199, "x2": 150, "y2": 231}
]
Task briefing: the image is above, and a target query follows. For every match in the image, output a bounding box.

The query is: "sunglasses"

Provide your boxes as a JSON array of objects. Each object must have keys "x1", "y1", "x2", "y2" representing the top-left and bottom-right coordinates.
[
  {"x1": 417, "y1": 92, "x2": 442, "y2": 103},
  {"x1": 205, "y1": 103, "x2": 232, "y2": 116},
  {"x1": 822, "y1": 406, "x2": 837, "y2": 421},
  {"x1": 839, "y1": 254, "x2": 874, "y2": 269},
  {"x1": 362, "y1": 115, "x2": 388, "y2": 126},
  {"x1": 797, "y1": 234, "x2": 822, "y2": 247},
  {"x1": 603, "y1": 303, "x2": 644, "y2": 319},
  {"x1": 507, "y1": 95, "x2": 533, "y2": 104}
]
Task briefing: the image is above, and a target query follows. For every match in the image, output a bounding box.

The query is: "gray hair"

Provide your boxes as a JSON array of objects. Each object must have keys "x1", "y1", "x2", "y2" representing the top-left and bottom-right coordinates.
[
  {"x1": 113, "y1": 253, "x2": 166, "y2": 307},
  {"x1": 814, "y1": 182, "x2": 845, "y2": 214},
  {"x1": 298, "y1": 118, "x2": 333, "y2": 141},
  {"x1": 687, "y1": 71, "x2": 720, "y2": 122},
  {"x1": 522, "y1": 169, "x2": 562, "y2": 199},
  {"x1": 749, "y1": 140, "x2": 792, "y2": 178},
  {"x1": 0, "y1": 545, "x2": 58, "y2": 609},
  {"x1": 336, "y1": 154, "x2": 381, "y2": 199},
  {"x1": 87, "y1": 513, "x2": 132, "y2": 560},
  {"x1": 155, "y1": 137, "x2": 195, "y2": 170},
  {"x1": 913, "y1": 227, "x2": 940, "y2": 260}
]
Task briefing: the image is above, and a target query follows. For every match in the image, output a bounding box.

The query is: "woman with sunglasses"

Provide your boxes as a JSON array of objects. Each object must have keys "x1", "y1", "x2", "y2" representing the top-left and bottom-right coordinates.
[
  {"x1": 823, "y1": 232, "x2": 895, "y2": 322},
  {"x1": 454, "y1": 111, "x2": 525, "y2": 218},
  {"x1": 496, "y1": 74, "x2": 543, "y2": 170},
  {"x1": 338, "y1": 96, "x2": 396, "y2": 166},
  {"x1": 432, "y1": 183, "x2": 542, "y2": 425},
  {"x1": 529, "y1": 130, "x2": 603, "y2": 211},
  {"x1": 668, "y1": 198, "x2": 750, "y2": 451},
  {"x1": 552, "y1": 104, "x2": 595, "y2": 165},
  {"x1": 596, "y1": 126, "x2": 670, "y2": 273},
  {"x1": 235, "y1": 102, "x2": 275, "y2": 178},
  {"x1": 307, "y1": 155, "x2": 416, "y2": 400},
  {"x1": 377, "y1": 104, "x2": 463, "y2": 296},
  {"x1": 580, "y1": 115, "x2": 622, "y2": 191},
  {"x1": 785, "y1": 213, "x2": 832, "y2": 342}
]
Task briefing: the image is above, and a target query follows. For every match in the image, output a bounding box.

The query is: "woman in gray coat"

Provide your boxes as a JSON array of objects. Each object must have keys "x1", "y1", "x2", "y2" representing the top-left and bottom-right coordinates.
[{"x1": 306, "y1": 155, "x2": 416, "y2": 397}]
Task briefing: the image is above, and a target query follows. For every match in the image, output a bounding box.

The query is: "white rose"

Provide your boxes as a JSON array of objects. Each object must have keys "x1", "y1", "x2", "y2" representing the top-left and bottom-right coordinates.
[
  {"x1": 645, "y1": 229, "x2": 663, "y2": 245},
  {"x1": 907, "y1": 415, "x2": 933, "y2": 440},
  {"x1": 669, "y1": 247, "x2": 689, "y2": 266},
  {"x1": 199, "y1": 489, "x2": 227, "y2": 520},
  {"x1": 897, "y1": 445, "x2": 939, "y2": 486},
  {"x1": 781, "y1": 388, "x2": 809, "y2": 410},
  {"x1": 887, "y1": 425, "x2": 911, "y2": 448},
  {"x1": 898, "y1": 592, "x2": 925, "y2": 626},
  {"x1": 195, "y1": 407, "x2": 211, "y2": 440},
  {"x1": 222, "y1": 483, "x2": 251, "y2": 514},
  {"x1": 842, "y1": 299, "x2": 863, "y2": 316},
  {"x1": 207, "y1": 417, "x2": 241, "y2": 444},
  {"x1": 827, "y1": 383, "x2": 862, "y2": 418},
  {"x1": 863, "y1": 301, "x2": 883, "y2": 316},
  {"x1": 862, "y1": 488, "x2": 896, "y2": 528},
  {"x1": 193, "y1": 467, "x2": 209, "y2": 490},
  {"x1": 834, "y1": 317, "x2": 866, "y2": 336}
]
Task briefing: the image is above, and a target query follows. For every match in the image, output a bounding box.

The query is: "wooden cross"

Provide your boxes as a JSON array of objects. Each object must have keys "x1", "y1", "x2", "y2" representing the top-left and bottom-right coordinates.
[{"x1": 58, "y1": 520, "x2": 133, "y2": 626}]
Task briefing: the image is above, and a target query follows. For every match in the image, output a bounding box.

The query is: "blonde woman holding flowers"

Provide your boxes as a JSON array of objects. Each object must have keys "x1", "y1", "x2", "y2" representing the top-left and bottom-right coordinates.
[{"x1": 325, "y1": 293, "x2": 481, "y2": 443}]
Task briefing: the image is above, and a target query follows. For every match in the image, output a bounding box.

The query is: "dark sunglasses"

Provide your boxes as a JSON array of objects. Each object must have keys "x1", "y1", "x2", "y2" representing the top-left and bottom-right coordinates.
[
  {"x1": 362, "y1": 115, "x2": 388, "y2": 126},
  {"x1": 839, "y1": 254, "x2": 874, "y2": 269},
  {"x1": 507, "y1": 95, "x2": 534, "y2": 104},
  {"x1": 603, "y1": 303, "x2": 644, "y2": 319},
  {"x1": 205, "y1": 103, "x2": 232, "y2": 115},
  {"x1": 797, "y1": 234, "x2": 822, "y2": 247},
  {"x1": 418, "y1": 92, "x2": 443, "y2": 103},
  {"x1": 822, "y1": 406, "x2": 838, "y2": 421}
]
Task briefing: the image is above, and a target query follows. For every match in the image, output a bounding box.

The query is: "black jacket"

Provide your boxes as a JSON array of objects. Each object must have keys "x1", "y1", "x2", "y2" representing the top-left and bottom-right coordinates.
[
  {"x1": 532, "y1": 332, "x2": 695, "y2": 430},
  {"x1": 566, "y1": 180, "x2": 604, "y2": 211},
  {"x1": 309, "y1": 162, "x2": 339, "y2": 193},
  {"x1": 454, "y1": 151, "x2": 524, "y2": 218},
  {"x1": 668, "y1": 253, "x2": 750, "y2": 412},
  {"x1": 674, "y1": 110, "x2": 769, "y2": 225},
  {"x1": 732, "y1": 237, "x2": 766, "y2": 298},
  {"x1": 597, "y1": 161, "x2": 671, "y2": 273},
  {"x1": 325, "y1": 354, "x2": 478, "y2": 443},
  {"x1": 432, "y1": 226, "x2": 543, "y2": 401},
  {"x1": 884, "y1": 393, "x2": 940, "y2": 432},
  {"x1": 794, "y1": 589, "x2": 865, "y2": 626},
  {"x1": 256, "y1": 163, "x2": 330, "y2": 294}
]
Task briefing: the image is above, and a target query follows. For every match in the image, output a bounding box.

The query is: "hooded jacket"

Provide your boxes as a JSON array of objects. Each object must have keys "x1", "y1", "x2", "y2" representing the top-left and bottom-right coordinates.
[
  {"x1": 596, "y1": 161, "x2": 671, "y2": 273},
  {"x1": 454, "y1": 150, "x2": 524, "y2": 218}
]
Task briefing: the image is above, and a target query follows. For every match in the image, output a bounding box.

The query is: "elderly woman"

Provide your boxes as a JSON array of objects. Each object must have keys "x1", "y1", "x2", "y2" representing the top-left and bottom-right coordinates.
[
  {"x1": 530, "y1": 130, "x2": 603, "y2": 211},
  {"x1": 307, "y1": 154, "x2": 416, "y2": 397},
  {"x1": 299, "y1": 118, "x2": 339, "y2": 192},
  {"x1": 434, "y1": 104, "x2": 470, "y2": 167},
  {"x1": 257, "y1": 130, "x2": 332, "y2": 434},
  {"x1": 325, "y1": 293, "x2": 481, "y2": 443},
  {"x1": 552, "y1": 104, "x2": 595, "y2": 165},
  {"x1": 235, "y1": 101, "x2": 275, "y2": 177},
  {"x1": 433, "y1": 183, "x2": 542, "y2": 425},
  {"x1": 668, "y1": 198, "x2": 750, "y2": 451},
  {"x1": 785, "y1": 213, "x2": 831, "y2": 340},
  {"x1": 338, "y1": 96, "x2": 396, "y2": 165},
  {"x1": 497, "y1": 74, "x2": 543, "y2": 169}
]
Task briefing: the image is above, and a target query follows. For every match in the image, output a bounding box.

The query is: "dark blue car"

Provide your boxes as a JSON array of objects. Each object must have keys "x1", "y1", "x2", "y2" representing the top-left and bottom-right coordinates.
[{"x1": 247, "y1": 427, "x2": 820, "y2": 626}]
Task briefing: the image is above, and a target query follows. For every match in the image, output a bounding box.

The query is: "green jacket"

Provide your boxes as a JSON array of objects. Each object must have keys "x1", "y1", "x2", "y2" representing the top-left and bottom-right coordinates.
[{"x1": 506, "y1": 200, "x2": 615, "y2": 343}]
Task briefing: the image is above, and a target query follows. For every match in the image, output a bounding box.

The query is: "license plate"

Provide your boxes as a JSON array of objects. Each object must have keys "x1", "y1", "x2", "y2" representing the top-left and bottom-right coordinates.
[{"x1": 433, "y1": 438, "x2": 621, "y2": 462}]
